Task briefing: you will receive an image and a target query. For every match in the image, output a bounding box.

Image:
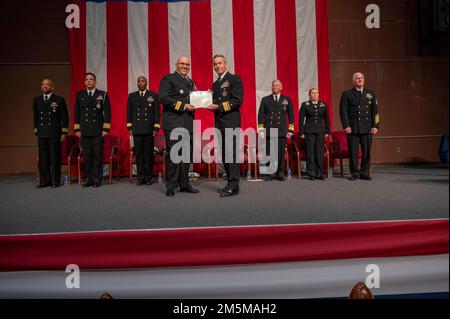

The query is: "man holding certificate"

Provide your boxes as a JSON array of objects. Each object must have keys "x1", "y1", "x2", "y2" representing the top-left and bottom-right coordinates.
[
  {"x1": 207, "y1": 54, "x2": 243, "y2": 197},
  {"x1": 159, "y1": 56, "x2": 199, "y2": 197}
]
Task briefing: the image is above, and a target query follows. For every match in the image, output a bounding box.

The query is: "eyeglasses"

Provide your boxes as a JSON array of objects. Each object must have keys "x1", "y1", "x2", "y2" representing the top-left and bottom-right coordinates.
[{"x1": 177, "y1": 63, "x2": 191, "y2": 67}]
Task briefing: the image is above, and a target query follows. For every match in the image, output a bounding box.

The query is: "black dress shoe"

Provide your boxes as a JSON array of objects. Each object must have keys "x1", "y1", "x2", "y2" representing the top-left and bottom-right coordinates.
[
  {"x1": 166, "y1": 189, "x2": 175, "y2": 197},
  {"x1": 36, "y1": 183, "x2": 50, "y2": 189},
  {"x1": 307, "y1": 175, "x2": 315, "y2": 181},
  {"x1": 93, "y1": 183, "x2": 102, "y2": 188},
  {"x1": 276, "y1": 175, "x2": 286, "y2": 181},
  {"x1": 348, "y1": 175, "x2": 359, "y2": 181},
  {"x1": 315, "y1": 176, "x2": 325, "y2": 180},
  {"x1": 51, "y1": 184, "x2": 59, "y2": 188},
  {"x1": 180, "y1": 187, "x2": 199, "y2": 193},
  {"x1": 145, "y1": 179, "x2": 153, "y2": 185},
  {"x1": 220, "y1": 188, "x2": 239, "y2": 197},
  {"x1": 82, "y1": 182, "x2": 94, "y2": 188},
  {"x1": 360, "y1": 175, "x2": 372, "y2": 181},
  {"x1": 217, "y1": 188, "x2": 225, "y2": 193},
  {"x1": 264, "y1": 175, "x2": 273, "y2": 181},
  {"x1": 136, "y1": 180, "x2": 144, "y2": 186}
]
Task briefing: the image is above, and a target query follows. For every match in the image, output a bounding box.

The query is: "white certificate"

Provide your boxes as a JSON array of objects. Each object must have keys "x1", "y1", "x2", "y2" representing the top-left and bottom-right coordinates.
[{"x1": 190, "y1": 91, "x2": 212, "y2": 108}]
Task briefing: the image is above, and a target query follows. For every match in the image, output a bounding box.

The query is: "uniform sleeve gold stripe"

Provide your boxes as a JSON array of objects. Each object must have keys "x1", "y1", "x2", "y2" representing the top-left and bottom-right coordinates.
[
  {"x1": 223, "y1": 102, "x2": 231, "y2": 112},
  {"x1": 375, "y1": 114, "x2": 380, "y2": 124},
  {"x1": 288, "y1": 124, "x2": 295, "y2": 131},
  {"x1": 74, "y1": 124, "x2": 80, "y2": 130},
  {"x1": 127, "y1": 123, "x2": 132, "y2": 128},
  {"x1": 154, "y1": 123, "x2": 160, "y2": 129},
  {"x1": 62, "y1": 128, "x2": 68, "y2": 133},
  {"x1": 258, "y1": 124, "x2": 264, "y2": 129},
  {"x1": 175, "y1": 101, "x2": 182, "y2": 111},
  {"x1": 103, "y1": 123, "x2": 111, "y2": 129}
]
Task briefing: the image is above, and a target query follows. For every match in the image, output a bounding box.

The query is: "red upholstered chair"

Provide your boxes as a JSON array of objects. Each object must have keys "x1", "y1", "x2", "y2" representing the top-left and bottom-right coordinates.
[
  {"x1": 289, "y1": 135, "x2": 306, "y2": 178},
  {"x1": 324, "y1": 135, "x2": 331, "y2": 178},
  {"x1": 36, "y1": 134, "x2": 80, "y2": 185},
  {"x1": 193, "y1": 139, "x2": 219, "y2": 181},
  {"x1": 245, "y1": 140, "x2": 289, "y2": 180},
  {"x1": 128, "y1": 137, "x2": 135, "y2": 183},
  {"x1": 331, "y1": 130, "x2": 362, "y2": 178},
  {"x1": 241, "y1": 143, "x2": 258, "y2": 179},
  {"x1": 129, "y1": 134, "x2": 166, "y2": 183},
  {"x1": 63, "y1": 135, "x2": 80, "y2": 184},
  {"x1": 153, "y1": 134, "x2": 166, "y2": 180},
  {"x1": 77, "y1": 135, "x2": 120, "y2": 184}
]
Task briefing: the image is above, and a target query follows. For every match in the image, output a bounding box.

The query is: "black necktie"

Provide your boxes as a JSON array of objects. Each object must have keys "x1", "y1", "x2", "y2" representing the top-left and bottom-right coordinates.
[
  {"x1": 274, "y1": 95, "x2": 278, "y2": 103},
  {"x1": 140, "y1": 92, "x2": 144, "y2": 98},
  {"x1": 44, "y1": 95, "x2": 48, "y2": 101},
  {"x1": 217, "y1": 76, "x2": 222, "y2": 83},
  {"x1": 89, "y1": 91, "x2": 93, "y2": 97}
]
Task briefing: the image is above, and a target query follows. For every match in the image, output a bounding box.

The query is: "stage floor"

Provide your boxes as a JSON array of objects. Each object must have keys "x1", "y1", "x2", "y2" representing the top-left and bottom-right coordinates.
[{"x1": 0, "y1": 164, "x2": 448, "y2": 235}]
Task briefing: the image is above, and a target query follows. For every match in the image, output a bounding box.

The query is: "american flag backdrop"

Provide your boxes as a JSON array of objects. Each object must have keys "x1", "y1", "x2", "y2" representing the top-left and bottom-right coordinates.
[{"x1": 69, "y1": 0, "x2": 332, "y2": 175}]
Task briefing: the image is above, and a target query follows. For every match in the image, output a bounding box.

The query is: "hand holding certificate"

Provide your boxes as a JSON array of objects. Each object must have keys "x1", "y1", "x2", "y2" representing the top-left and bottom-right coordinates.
[{"x1": 190, "y1": 91, "x2": 213, "y2": 109}]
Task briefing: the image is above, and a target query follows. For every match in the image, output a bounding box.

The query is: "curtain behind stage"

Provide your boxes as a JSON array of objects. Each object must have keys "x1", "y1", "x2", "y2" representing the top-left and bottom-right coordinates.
[{"x1": 69, "y1": 0, "x2": 332, "y2": 176}]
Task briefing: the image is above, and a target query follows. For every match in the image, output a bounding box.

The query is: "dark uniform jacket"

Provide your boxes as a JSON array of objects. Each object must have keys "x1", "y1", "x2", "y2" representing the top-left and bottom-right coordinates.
[
  {"x1": 299, "y1": 100, "x2": 330, "y2": 135},
  {"x1": 159, "y1": 72, "x2": 196, "y2": 133},
  {"x1": 33, "y1": 94, "x2": 69, "y2": 138},
  {"x1": 339, "y1": 87, "x2": 380, "y2": 134},
  {"x1": 126, "y1": 90, "x2": 160, "y2": 135},
  {"x1": 74, "y1": 89, "x2": 111, "y2": 136},
  {"x1": 212, "y1": 72, "x2": 243, "y2": 130},
  {"x1": 258, "y1": 94, "x2": 295, "y2": 137}
]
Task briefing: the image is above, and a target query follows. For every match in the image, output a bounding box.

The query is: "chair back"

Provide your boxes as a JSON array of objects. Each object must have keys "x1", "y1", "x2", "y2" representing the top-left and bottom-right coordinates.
[
  {"x1": 331, "y1": 130, "x2": 348, "y2": 154},
  {"x1": 61, "y1": 135, "x2": 79, "y2": 165},
  {"x1": 103, "y1": 135, "x2": 119, "y2": 163},
  {"x1": 154, "y1": 134, "x2": 166, "y2": 153},
  {"x1": 331, "y1": 130, "x2": 362, "y2": 157}
]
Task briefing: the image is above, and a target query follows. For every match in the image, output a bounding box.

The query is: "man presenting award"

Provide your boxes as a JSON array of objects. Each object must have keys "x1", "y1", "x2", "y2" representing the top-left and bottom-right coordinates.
[
  {"x1": 207, "y1": 54, "x2": 243, "y2": 197},
  {"x1": 159, "y1": 56, "x2": 199, "y2": 197}
]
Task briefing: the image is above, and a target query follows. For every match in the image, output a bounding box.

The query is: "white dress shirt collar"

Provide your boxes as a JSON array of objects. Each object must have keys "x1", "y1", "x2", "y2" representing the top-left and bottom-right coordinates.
[{"x1": 217, "y1": 71, "x2": 228, "y2": 81}]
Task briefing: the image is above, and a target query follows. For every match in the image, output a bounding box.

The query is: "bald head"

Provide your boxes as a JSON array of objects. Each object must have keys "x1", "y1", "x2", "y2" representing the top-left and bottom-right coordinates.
[
  {"x1": 137, "y1": 76, "x2": 148, "y2": 91},
  {"x1": 352, "y1": 72, "x2": 365, "y2": 89},
  {"x1": 176, "y1": 56, "x2": 190, "y2": 64},
  {"x1": 41, "y1": 78, "x2": 54, "y2": 94},
  {"x1": 176, "y1": 56, "x2": 191, "y2": 77}
]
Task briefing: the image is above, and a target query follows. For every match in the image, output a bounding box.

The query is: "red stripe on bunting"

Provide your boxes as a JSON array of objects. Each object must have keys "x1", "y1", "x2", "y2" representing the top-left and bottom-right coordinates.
[
  {"x1": 232, "y1": 0, "x2": 257, "y2": 130},
  {"x1": 190, "y1": 0, "x2": 214, "y2": 132},
  {"x1": 106, "y1": 2, "x2": 129, "y2": 175},
  {"x1": 274, "y1": 0, "x2": 300, "y2": 132},
  {"x1": 148, "y1": 2, "x2": 170, "y2": 94},
  {"x1": 315, "y1": 0, "x2": 333, "y2": 130},
  {"x1": 69, "y1": 0, "x2": 86, "y2": 129},
  {"x1": 148, "y1": 2, "x2": 169, "y2": 138},
  {"x1": 0, "y1": 219, "x2": 447, "y2": 271}
]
